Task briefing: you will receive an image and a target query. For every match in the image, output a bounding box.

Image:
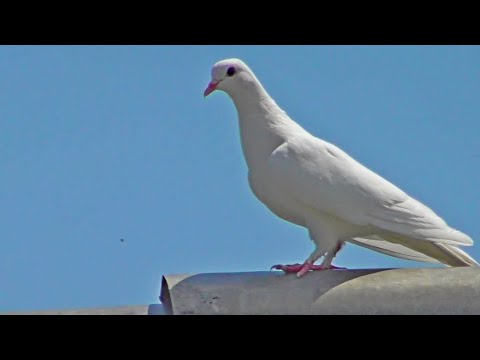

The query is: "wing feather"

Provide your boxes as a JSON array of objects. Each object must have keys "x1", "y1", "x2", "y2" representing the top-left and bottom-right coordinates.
[{"x1": 268, "y1": 136, "x2": 473, "y2": 247}]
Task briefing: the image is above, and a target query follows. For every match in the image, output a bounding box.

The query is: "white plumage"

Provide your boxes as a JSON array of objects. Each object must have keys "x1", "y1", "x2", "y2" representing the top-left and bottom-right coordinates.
[{"x1": 204, "y1": 58, "x2": 478, "y2": 277}]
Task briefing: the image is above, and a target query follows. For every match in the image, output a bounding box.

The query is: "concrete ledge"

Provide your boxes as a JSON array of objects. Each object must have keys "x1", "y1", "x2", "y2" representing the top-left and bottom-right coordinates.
[
  {"x1": 160, "y1": 267, "x2": 480, "y2": 315},
  {"x1": 3, "y1": 304, "x2": 166, "y2": 315}
]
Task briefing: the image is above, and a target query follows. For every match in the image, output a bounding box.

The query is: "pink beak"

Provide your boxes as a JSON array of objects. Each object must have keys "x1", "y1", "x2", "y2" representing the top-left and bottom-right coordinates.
[{"x1": 204, "y1": 80, "x2": 219, "y2": 97}]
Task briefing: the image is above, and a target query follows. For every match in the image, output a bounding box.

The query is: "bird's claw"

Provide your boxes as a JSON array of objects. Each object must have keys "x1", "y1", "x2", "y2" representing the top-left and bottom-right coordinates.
[
  {"x1": 270, "y1": 264, "x2": 282, "y2": 271},
  {"x1": 270, "y1": 264, "x2": 297, "y2": 271},
  {"x1": 328, "y1": 265, "x2": 347, "y2": 270},
  {"x1": 270, "y1": 263, "x2": 305, "y2": 273}
]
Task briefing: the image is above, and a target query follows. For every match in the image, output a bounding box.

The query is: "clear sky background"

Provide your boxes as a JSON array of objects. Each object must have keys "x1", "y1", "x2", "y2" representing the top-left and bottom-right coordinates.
[{"x1": 1, "y1": 45, "x2": 479, "y2": 312}]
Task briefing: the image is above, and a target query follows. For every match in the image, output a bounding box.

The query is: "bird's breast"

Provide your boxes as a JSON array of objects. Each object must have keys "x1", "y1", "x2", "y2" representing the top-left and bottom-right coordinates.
[{"x1": 248, "y1": 170, "x2": 307, "y2": 227}]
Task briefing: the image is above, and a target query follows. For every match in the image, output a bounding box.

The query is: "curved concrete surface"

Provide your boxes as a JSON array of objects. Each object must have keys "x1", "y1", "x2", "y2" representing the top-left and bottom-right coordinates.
[{"x1": 160, "y1": 267, "x2": 480, "y2": 315}]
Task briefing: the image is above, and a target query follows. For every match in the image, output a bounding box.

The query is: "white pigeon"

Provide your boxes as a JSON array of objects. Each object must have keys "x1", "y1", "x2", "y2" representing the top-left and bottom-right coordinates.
[{"x1": 204, "y1": 58, "x2": 478, "y2": 277}]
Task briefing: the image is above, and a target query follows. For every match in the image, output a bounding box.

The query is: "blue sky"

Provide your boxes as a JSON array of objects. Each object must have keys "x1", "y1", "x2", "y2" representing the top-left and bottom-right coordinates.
[{"x1": 1, "y1": 45, "x2": 479, "y2": 312}]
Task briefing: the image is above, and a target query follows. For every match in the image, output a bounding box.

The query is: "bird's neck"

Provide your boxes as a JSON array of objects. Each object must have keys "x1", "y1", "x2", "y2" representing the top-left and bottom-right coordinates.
[{"x1": 228, "y1": 85, "x2": 304, "y2": 171}]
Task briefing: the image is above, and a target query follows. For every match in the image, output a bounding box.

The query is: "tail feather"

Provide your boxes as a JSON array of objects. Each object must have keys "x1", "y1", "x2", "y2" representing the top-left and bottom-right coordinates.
[
  {"x1": 435, "y1": 243, "x2": 480, "y2": 267},
  {"x1": 347, "y1": 234, "x2": 479, "y2": 267}
]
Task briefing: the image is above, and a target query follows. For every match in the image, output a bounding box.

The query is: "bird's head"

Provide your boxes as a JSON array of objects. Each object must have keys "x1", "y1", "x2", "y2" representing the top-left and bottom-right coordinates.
[{"x1": 203, "y1": 58, "x2": 256, "y2": 97}]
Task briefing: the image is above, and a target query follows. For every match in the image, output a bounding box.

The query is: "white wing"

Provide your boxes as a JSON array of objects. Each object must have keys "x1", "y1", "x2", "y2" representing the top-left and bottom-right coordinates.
[{"x1": 268, "y1": 134, "x2": 473, "y2": 247}]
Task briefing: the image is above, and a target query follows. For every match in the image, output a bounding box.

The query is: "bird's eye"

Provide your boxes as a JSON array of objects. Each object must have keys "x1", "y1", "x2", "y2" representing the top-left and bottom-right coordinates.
[{"x1": 227, "y1": 66, "x2": 236, "y2": 77}]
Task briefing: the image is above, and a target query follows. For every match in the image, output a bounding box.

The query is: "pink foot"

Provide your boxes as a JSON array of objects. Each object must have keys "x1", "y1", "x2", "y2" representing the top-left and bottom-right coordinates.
[{"x1": 270, "y1": 263, "x2": 347, "y2": 277}]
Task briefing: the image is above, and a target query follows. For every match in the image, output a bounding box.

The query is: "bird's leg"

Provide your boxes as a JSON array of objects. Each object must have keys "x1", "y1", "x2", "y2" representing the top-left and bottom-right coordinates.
[
  {"x1": 270, "y1": 242, "x2": 346, "y2": 277},
  {"x1": 319, "y1": 241, "x2": 347, "y2": 270}
]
